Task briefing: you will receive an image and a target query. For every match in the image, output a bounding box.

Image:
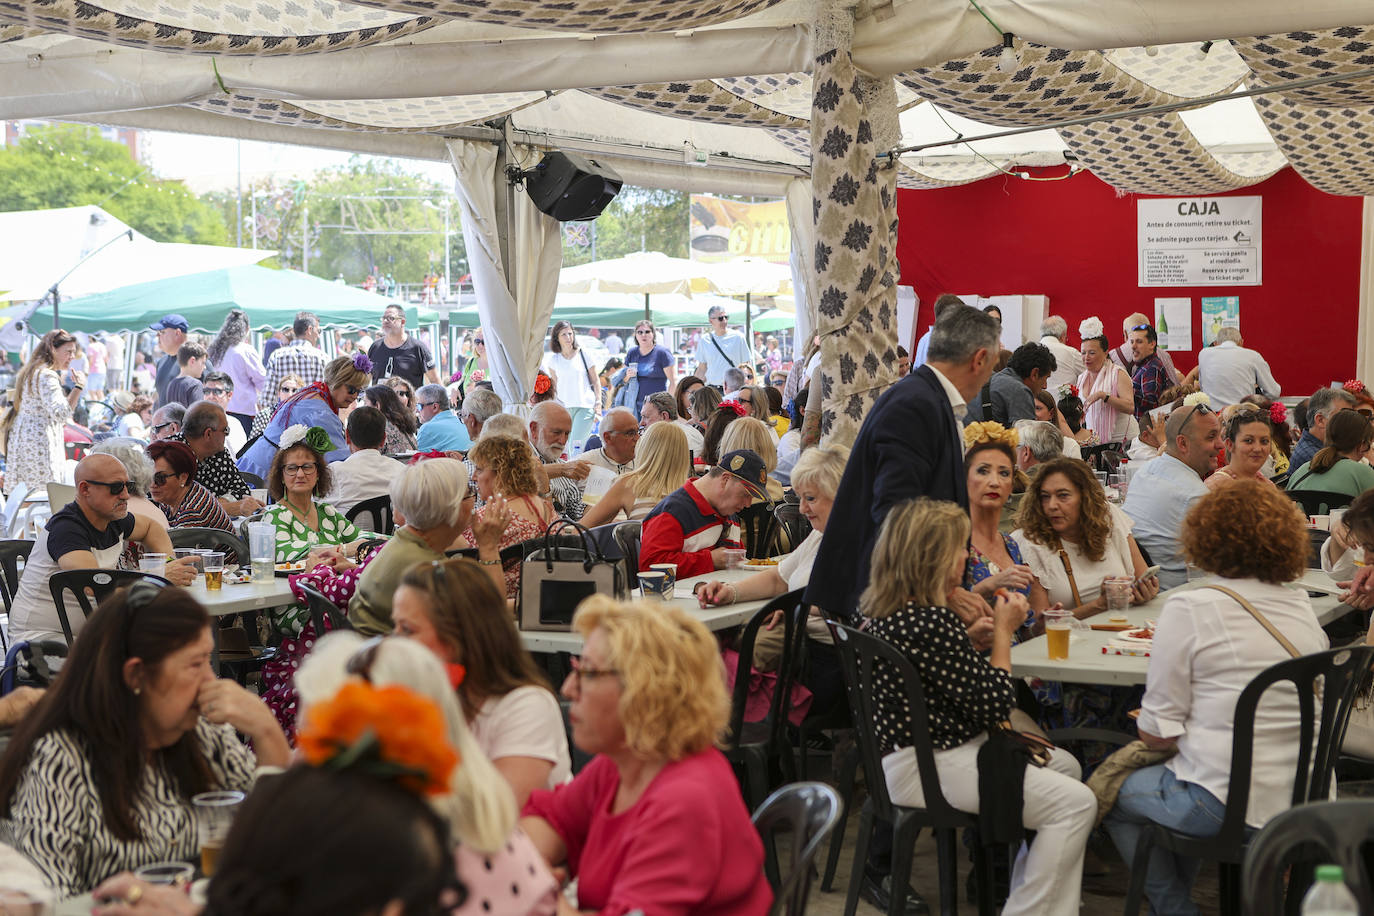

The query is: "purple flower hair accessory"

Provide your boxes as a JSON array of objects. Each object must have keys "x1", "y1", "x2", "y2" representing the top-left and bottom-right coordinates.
[{"x1": 351, "y1": 351, "x2": 373, "y2": 374}]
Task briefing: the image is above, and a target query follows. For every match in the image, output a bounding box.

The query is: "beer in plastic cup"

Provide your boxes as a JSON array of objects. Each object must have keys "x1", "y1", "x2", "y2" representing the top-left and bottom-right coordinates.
[
  {"x1": 192, "y1": 791, "x2": 244, "y2": 876},
  {"x1": 203, "y1": 552, "x2": 225, "y2": 591},
  {"x1": 1044, "y1": 609, "x2": 1073, "y2": 660}
]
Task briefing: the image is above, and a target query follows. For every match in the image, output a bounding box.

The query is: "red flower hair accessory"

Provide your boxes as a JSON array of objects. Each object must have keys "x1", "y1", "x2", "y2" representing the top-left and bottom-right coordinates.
[
  {"x1": 718, "y1": 400, "x2": 748, "y2": 418},
  {"x1": 1345, "y1": 379, "x2": 1366, "y2": 395},
  {"x1": 1269, "y1": 402, "x2": 1288, "y2": 426},
  {"x1": 407, "y1": 450, "x2": 449, "y2": 465},
  {"x1": 533, "y1": 372, "x2": 552, "y2": 395},
  {"x1": 299, "y1": 681, "x2": 459, "y2": 796}
]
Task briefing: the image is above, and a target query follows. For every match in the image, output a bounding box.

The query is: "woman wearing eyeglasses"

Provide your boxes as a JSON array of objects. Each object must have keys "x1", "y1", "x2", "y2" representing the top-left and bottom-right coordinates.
[
  {"x1": 276, "y1": 374, "x2": 304, "y2": 404},
  {"x1": 522, "y1": 597, "x2": 771, "y2": 916},
  {"x1": 1, "y1": 329, "x2": 83, "y2": 496},
  {"x1": 0, "y1": 583, "x2": 288, "y2": 898},
  {"x1": 237, "y1": 355, "x2": 370, "y2": 482},
  {"x1": 146, "y1": 439, "x2": 236, "y2": 540},
  {"x1": 620, "y1": 319, "x2": 676, "y2": 414},
  {"x1": 1076, "y1": 317, "x2": 1136, "y2": 446}
]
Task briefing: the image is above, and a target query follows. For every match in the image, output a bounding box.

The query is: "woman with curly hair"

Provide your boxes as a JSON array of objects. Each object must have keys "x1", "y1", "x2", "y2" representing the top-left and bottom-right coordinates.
[
  {"x1": 455, "y1": 434, "x2": 554, "y2": 598},
  {"x1": 208, "y1": 308, "x2": 266, "y2": 436},
  {"x1": 364, "y1": 383, "x2": 418, "y2": 454},
  {"x1": 1105, "y1": 480, "x2": 1327, "y2": 914},
  {"x1": 1206, "y1": 403, "x2": 1280, "y2": 490},
  {"x1": 1076, "y1": 317, "x2": 1135, "y2": 445},
  {"x1": 1013, "y1": 457, "x2": 1158, "y2": 619}
]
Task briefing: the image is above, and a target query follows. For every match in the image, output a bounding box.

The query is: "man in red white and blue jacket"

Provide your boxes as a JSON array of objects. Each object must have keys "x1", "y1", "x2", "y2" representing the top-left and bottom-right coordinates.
[{"x1": 638, "y1": 449, "x2": 766, "y2": 577}]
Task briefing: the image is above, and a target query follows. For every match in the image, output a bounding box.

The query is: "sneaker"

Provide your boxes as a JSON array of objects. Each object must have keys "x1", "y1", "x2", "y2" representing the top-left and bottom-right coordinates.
[{"x1": 859, "y1": 874, "x2": 930, "y2": 916}]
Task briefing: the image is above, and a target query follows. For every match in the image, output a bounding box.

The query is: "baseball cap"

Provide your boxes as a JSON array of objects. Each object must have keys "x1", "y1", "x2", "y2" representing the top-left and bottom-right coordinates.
[
  {"x1": 716, "y1": 449, "x2": 768, "y2": 499},
  {"x1": 149, "y1": 314, "x2": 189, "y2": 332}
]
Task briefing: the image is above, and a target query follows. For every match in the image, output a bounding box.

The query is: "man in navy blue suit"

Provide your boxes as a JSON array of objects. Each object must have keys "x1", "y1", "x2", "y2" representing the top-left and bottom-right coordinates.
[{"x1": 805, "y1": 302, "x2": 1001, "y2": 915}]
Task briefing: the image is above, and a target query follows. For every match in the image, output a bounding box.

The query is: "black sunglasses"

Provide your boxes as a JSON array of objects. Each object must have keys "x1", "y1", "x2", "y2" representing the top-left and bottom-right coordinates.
[
  {"x1": 151, "y1": 421, "x2": 175, "y2": 433},
  {"x1": 84, "y1": 479, "x2": 132, "y2": 495},
  {"x1": 1129, "y1": 324, "x2": 1151, "y2": 332},
  {"x1": 124, "y1": 579, "x2": 165, "y2": 656},
  {"x1": 473, "y1": 338, "x2": 485, "y2": 345},
  {"x1": 152, "y1": 471, "x2": 184, "y2": 486},
  {"x1": 1176, "y1": 402, "x2": 1213, "y2": 434}
]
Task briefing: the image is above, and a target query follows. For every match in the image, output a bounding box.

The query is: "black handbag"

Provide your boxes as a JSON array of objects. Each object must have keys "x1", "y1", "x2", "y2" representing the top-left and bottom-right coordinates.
[{"x1": 518, "y1": 519, "x2": 627, "y2": 632}]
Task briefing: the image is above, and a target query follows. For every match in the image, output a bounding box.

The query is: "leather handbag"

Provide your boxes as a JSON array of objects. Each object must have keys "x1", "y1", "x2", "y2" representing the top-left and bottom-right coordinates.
[{"x1": 518, "y1": 519, "x2": 627, "y2": 632}]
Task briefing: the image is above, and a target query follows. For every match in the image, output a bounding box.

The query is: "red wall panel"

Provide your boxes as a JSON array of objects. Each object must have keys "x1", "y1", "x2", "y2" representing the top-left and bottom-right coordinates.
[{"x1": 895, "y1": 167, "x2": 1364, "y2": 397}]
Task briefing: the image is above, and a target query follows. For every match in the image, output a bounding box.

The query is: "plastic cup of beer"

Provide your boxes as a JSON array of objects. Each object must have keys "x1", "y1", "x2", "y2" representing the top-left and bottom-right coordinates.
[
  {"x1": 192, "y1": 790, "x2": 244, "y2": 876},
  {"x1": 134, "y1": 861, "x2": 195, "y2": 888},
  {"x1": 138, "y1": 553, "x2": 167, "y2": 577},
  {"x1": 1044, "y1": 609, "x2": 1073, "y2": 660},
  {"x1": 202, "y1": 552, "x2": 225, "y2": 591},
  {"x1": 1103, "y1": 576, "x2": 1133, "y2": 615}
]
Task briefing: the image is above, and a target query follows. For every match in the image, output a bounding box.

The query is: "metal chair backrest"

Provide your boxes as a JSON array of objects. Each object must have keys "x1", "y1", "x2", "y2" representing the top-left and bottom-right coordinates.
[
  {"x1": 1242, "y1": 799, "x2": 1374, "y2": 915},
  {"x1": 346, "y1": 495, "x2": 395, "y2": 535},
  {"x1": 48, "y1": 569, "x2": 171, "y2": 644},
  {"x1": 751, "y1": 781, "x2": 844, "y2": 916},
  {"x1": 612, "y1": 521, "x2": 642, "y2": 574},
  {"x1": 1286, "y1": 488, "x2": 1354, "y2": 518},
  {"x1": 826, "y1": 621, "x2": 969, "y2": 825},
  {"x1": 168, "y1": 527, "x2": 249, "y2": 567}
]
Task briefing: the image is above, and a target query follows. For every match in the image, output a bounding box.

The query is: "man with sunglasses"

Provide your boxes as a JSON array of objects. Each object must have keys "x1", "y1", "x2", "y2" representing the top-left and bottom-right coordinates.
[
  {"x1": 201, "y1": 371, "x2": 247, "y2": 457},
  {"x1": 1123, "y1": 402, "x2": 1225, "y2": 590},
  {"x1": 9, "y1": 455, "x2": 196, "y2": 646},
  {"x1": 1109, "y1": 311, "x2": 1186, "y2": 388},
  {"x1": 366, "y1": 304, "x2": 439, "y2": 389},
  {"x1": 692, "y1": 305, "x2": 750, "y2": 388},
  {"x1": 148, "y1": 404, "x2": 184, "y2": 441}
]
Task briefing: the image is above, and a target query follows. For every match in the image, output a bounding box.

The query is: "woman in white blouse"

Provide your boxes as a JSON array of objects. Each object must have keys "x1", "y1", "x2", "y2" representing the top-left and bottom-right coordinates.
[
  {"x1": 1104, "y1": 480, "x2": 1328, "y2": 914},
  {"x1": 543, "y1": 320, "x2": 600, "y2": 446},
  {"x1": 1013, "y1": 458, "x2": 1158, "y2": 618}
]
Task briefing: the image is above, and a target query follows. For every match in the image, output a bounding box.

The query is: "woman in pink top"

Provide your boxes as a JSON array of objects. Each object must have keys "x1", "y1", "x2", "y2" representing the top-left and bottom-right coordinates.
[
  {"x1": 1206, "y1": 403, "x2": 1280, "y2": 490},
  {"x1": 1077, "y1": 317, "x2": 1136, "y2": 445},
  {"x1": 522, "y1": 598, "x2": 772, "y2": 916}
]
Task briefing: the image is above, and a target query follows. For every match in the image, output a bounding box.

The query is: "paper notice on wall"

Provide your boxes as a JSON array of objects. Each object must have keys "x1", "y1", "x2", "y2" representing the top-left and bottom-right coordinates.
[
  {"x1": 1200, "y1": 296, "x2": 1240, "y2": 347},
  {"x1": 1153, "y1": 298, "x2": 1192, "y2": 351},
  {"x1": 1137, "y1": 196, "x2": 1261, "y2": 286}
]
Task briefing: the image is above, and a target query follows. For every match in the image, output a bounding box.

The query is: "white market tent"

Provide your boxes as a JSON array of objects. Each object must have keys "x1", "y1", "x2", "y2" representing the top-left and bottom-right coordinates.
[{"x1": 4, "y1": 0, "x2": 1374, "y2": 408}]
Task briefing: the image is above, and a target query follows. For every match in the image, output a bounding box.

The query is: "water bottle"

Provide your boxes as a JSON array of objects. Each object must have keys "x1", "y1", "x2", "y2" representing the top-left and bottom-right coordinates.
[{"x1": 1301, "y1": 864, "x2": 1359, "y2": 915}]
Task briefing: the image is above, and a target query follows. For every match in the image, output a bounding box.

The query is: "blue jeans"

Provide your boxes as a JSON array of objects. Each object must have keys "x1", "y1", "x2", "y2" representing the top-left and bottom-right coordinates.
[{"x1": 1104, "y1": 764, "x2": 1226, "y2": 916}]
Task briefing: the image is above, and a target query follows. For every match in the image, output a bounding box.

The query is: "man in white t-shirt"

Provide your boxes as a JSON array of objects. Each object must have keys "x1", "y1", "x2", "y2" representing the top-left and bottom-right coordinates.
[
  {"x1": 579, "y1": 408, "x2": 639, "y2": 475},
  {"x1": 1196, "y1": 328, "x2": 1281, "y2": 408},
  {"x1": 693, "y1": 305, "x2": 751, "y2": 386}
]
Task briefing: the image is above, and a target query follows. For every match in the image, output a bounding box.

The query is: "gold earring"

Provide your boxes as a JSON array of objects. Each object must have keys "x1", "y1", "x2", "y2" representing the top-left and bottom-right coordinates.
[{"x1": 133, "y1": 686, "x2": 141, "y2": 696}]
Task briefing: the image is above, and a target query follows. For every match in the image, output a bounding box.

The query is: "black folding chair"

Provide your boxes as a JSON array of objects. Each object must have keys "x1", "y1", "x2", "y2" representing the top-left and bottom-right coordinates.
[
  {"x1": 1242, "y1": 799, "x2": 1374, "y2": 915},
  {"x1": 772, "y1": 502, "x2": 812, "y2": 551},
  {"x1": 296, "y1": 579, "x2": 354, "y2": 637},
  {"x1": 825, "y1": 621, "x2": 996, "y2": 916},
  {"x1": 752, "y1": 781, "x2": 844, "y2": 916},
  {"x1": 346, "y1": 495, "x2": 395, "y2": 535},
  {"x1": 168, "y1": 527, "x2": 249, "y2": 567},
  {"x1": 1123, "y1": 646, "x2": 1374, "y2": 915},
  {"x1": 239, "y1": 470, "x2": 265, "y2": 488},
  {"x1": 1286, "y1": 488, "x2": 1354, "y2": 517},
  {"x1": 738, "y1": 502, "x2": 781, "y2": 560},
  {"x1": 0, "y1": 539, "x2": 35, "y2": 652},
  {"x1": 48, "y1": 570, "x2": 170, "y2": 644}
]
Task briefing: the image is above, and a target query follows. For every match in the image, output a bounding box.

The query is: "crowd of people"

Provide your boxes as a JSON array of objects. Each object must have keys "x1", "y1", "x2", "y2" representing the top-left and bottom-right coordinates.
[{"x1": 0, "y1": 291, "x2": 1368, "y2": 916}]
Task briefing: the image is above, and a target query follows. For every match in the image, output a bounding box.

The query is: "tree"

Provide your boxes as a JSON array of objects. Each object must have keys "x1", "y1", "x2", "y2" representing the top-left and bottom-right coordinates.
[
  {"x1": 560, "y1": 186, "x2": 690, "y2": 267},
  {"x1": 0, "y1": 124, "x2": 228, "y2": 244}
]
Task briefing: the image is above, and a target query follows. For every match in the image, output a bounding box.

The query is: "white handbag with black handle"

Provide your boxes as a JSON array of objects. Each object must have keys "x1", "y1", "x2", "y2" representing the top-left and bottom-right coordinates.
[{"x1": 518, "y1": 519, "x2": 627, "y2": 632}]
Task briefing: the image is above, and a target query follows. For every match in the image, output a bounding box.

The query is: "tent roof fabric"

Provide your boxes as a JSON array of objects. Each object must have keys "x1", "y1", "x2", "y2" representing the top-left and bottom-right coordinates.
[{"x1": 3, "y1": 2, "x2": 1374, "y2": 195}]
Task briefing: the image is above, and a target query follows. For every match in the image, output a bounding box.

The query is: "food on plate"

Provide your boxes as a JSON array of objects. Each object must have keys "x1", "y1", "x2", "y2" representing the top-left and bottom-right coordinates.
[
  {"x1": 1124, "y1": 627, "x2": 1155, "y2": 641},
  {"x1": 747, "y1": 558, "x2": 779, "y2": 566},
  {"x1": 275, "y1": 562, "x2": 306, "y2": 572}
]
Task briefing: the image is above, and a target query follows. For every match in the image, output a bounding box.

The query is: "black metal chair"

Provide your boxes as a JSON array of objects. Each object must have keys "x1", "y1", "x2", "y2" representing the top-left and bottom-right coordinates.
[
  {"x1": 239, "y1": 470, "x2": 265, "y2": 488},
  {"x1": 772, "y1": 502, "x2": 812, "y2": 550},
  {"x1": 0, "y1": 539, "x2": 35, "y2": 651},
  {"x1": 346, "y1": 495, "x2": 395, "y2": 535},
  {"x1": 587, "y1": 522, "x2": 630, "y2": 583},
  {"x1": 1286, "y1": 488, "x2": 1354, "y2": 517},
  {"x1": 738, "y1": 501, "x2": 781, "y2": 560},
  {"x1": 48, "y1": 570, "x2": 171, "y2": 644},
  {"x1": 1242, "y1": 799, "x2": 1374, "y2": 915},
  {"x1": 752, "y1": 781, "x2": 844, "y2": 916},
  {"x1": 1081, "y1": 442, "x2": 1125, "y2": 474},
  {"x1": 1123, "y1": 646, "x2": 1374, "y2": 916},
  {"x1": 612, "y1": 521, "x2": 642, "y2": 575},
  {"x1": 724, "y1": 590, "x2": 806, "y2": 811},
  {"x1": 168, "y1": 527, "x2": 249, "y2": 567},
  {"x1": 825, "y1": 621, "x2": 996, "y2": 916},
  {"x1": 295, "y1": 579, "x2": 353, "y2": 637}
]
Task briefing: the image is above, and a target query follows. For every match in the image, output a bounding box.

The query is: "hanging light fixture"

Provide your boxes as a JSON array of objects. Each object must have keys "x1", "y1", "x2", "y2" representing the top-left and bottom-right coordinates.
[
  {"x1": 997, "y1": 32, "x2": 1018, "y2": 73},
  {"x1": 1193, "y1": 40, "x2": 1214, "y2": 61}
]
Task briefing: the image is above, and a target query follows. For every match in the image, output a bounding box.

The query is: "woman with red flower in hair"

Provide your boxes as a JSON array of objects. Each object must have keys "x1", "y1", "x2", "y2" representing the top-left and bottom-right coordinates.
[{"x1": 528, "y1": 369, "x2": 558, "y2": 406}]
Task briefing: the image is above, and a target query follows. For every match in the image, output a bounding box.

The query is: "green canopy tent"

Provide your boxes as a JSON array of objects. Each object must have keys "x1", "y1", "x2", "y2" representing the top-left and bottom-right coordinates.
[
  {"x1": 421, "y1": 292, "x2": 793, "y2": 331},
  {"x1": 27, "y1": 264, "x2": 409, "y2": 335}
]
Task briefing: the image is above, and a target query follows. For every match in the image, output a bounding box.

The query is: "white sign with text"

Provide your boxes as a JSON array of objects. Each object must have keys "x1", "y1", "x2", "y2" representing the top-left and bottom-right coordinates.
[{"x1": 1137, "y1": 196, "x2": 1261, "y2": 287}]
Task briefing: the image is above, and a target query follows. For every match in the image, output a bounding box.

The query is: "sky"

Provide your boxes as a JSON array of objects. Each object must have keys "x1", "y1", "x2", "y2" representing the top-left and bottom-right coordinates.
[{"x1": 140, "y1": 129, "x2": 456, "y2": 193}]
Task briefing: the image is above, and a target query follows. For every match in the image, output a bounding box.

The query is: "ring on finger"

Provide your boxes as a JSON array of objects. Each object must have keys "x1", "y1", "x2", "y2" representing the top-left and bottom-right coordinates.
[{"x1": 125, "y1": 884, "x2": 144, "y2": 905}]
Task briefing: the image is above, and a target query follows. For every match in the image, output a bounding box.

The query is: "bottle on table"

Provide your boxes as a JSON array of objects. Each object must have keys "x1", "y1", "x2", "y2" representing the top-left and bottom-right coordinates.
[{"x1": 1301, "y1": 864, "x2": 1359, "y2": 915}]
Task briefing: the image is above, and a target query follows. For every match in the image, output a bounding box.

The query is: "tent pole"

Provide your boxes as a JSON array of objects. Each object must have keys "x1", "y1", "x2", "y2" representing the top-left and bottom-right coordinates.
[
  {"x1": 744, "y1": 293, "x2": 752, "y2": 358},
  {"x1": 644, "y1": 292, "x2": 650, "y2": 322}
]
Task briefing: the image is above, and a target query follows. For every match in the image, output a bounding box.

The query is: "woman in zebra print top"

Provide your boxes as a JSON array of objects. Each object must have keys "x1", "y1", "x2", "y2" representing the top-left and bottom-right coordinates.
[{"x1": 0, "y1": 583, "x2": 289, "y2": 897}]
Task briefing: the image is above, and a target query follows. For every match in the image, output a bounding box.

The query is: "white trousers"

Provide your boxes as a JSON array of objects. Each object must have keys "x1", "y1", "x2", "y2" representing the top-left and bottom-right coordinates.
[{"x1": 882, "y1": 733, "x2": 1096, "y2": 916}]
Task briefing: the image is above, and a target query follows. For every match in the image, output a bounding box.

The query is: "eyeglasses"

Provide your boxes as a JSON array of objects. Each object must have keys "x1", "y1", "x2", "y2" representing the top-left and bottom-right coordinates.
[
  {"x1": 345, "y1": 385, "x2": 362, "y2": 396},
  {"x1": 419, "y1": 402, "x2": 439, "y2": 410},
  {"x1": 284, "y1": 463, "x2": 318, "y2": 476},
  {"x1": 152, "y1": 471, "x2": 183, "y2": 486},
  {"x1": 279, "y1": 386, "x2": 299, "y2": 395},
  {"x1": 203, "y1": 387, "x2": 228, "y2": 396},
  {"x1": 124, "y1": 579, "x2": 164, "y2": 657},
  {"x1": 151, "y1": 421, "x2": 175, "y2": 433},
  {"x1": 473, "y1": 337, "x2": 485, "y2": 345},
  {"x1": 345, "y1": 635, "x2": 386, "y2": 683},
  {"x1": 1176, "y1": 403, "x2": 1213, "y2": 434},
  {"x1": 710, "y1": 315, "x2": 728, "y2": 322},
  {"x1": 382, "y1": 315, "x2": 403, "y2": 323},
  {"x1": 1129, "y1": 324, "x2": 1151, "y2": 332},
  {"x1": 569, "y1": 655, "x2": 620, "y2": 683},
  {"x1": 84, "y1": 479, "x2": 132, "y2": 495},
  {"x1": 606, "y1": 428, "x2": 640, "y2": 439}
]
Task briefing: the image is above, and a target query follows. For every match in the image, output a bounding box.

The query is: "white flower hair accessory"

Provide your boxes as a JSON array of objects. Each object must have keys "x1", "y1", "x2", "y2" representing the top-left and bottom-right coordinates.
[
  {"x1": 279, "y1": 424, "x2": 309, "y2": 450},
  {"x1": 1078, "y1": 317, "x2": 1104, "y2": 340},
  {"x1": 1183, "y1": 392, "x2": 1211, "y2": 408}
]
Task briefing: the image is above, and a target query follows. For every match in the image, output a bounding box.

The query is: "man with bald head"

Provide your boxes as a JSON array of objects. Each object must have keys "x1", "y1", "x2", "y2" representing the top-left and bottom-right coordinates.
[
  {"x1": 10, "y1": 454, "x2": 196, "y2": 645},
  {"x1": 170, "y1": 401, "x2": 262, "y2": 517},
  {"x1": 529, "y1": 400, "x2": 589, "y2": 520},
  {"x1": 1123, "y1": 402, "x2": 1225, "y2": 590},
  {"x1": 579, "y1": 407, "x2": 639, "y2": 475}
]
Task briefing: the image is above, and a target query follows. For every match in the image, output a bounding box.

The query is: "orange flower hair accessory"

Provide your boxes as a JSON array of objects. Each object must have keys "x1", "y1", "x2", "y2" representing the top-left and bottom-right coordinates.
[
  {"x1": 534, "y1": 372, "x2": 553, "y2": 395},
  {"x1": 963, "y1": 420, "x2": 1018, "y2": 451},
  {"x1": 299, "y1": 681, "x2": 458, "y2": 796}
]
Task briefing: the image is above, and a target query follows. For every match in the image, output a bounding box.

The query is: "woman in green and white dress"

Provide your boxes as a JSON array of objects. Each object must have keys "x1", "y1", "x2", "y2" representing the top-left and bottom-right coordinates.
[{"x1": 262, "y1": 425, "x2": 373, "y2": 566}]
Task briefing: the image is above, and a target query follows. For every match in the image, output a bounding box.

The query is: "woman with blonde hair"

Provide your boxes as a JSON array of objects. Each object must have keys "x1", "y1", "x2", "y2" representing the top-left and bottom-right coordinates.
[
  {"x1": 296, "y1": 632, "x2": 559, "y2": 916},
  {"x1": 238, "y1": 353, "x2": 371, "y2": 480},
  {"x1": 863, "y1": 499, "x2": 1096, "y2": 916},
  {"x1": 581, "y1": 421, "x2": 691, "y2": 527},
  {"x1": 2, "y1": 329, "x2": 82, "y2": 494},
  {"x1": 523, "y1": 598, "x2": 771, "y2": 916}
]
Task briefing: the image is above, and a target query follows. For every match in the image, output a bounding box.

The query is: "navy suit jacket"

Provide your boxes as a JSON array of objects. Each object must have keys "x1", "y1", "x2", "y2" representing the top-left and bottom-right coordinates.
[{"x1": 804, "y1": 365, "x2": 969, "y2": 620}]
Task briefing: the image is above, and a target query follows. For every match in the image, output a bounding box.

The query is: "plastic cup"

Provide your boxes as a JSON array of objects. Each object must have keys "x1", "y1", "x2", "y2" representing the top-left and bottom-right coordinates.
[
  {"x1": 248, "y1": 522, "x2": 276, "y2": 581},
  {"x1": 174, "y1": 548, "x2": 203, "y2": 576},
  {"x1": 138, "y1": 552, "x2": 167, "y2": 577},
  {"x1": 649, "y1": 563, "x2": 677, "y2": 592},
  {"x1": 1044, "y1": 609, "x2": 1073, "y2": 660},
  {"x1": 1104, "y1": 575, "x2": 1133, "y2": 614},
  {"x1": 192, "y1": 790, "x2": 244, "y2": 877},
  {"x1": 722, "y1": 547, "x2": 747, "y2": 569},
  {"x1": 638, "y1": 571, "x2": 670, "y2": 601},
  {"x1": 134, "y1": 861, "x2": 195, "y2": 888},
  {"x1": 202, "y1": 552, "x2": 225, "y2": 591}
]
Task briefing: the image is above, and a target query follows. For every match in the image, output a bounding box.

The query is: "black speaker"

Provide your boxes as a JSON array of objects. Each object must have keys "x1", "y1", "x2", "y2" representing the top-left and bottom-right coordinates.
[{"x1": 523, "y1": 151, "x2": 622, "y2": 221}]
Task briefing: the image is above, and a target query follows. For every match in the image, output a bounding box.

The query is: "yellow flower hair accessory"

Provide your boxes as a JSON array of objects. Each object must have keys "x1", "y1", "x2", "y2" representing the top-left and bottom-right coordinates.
[{"x1": 963, "y1": 421, "x2": 1019, "y2": 451}]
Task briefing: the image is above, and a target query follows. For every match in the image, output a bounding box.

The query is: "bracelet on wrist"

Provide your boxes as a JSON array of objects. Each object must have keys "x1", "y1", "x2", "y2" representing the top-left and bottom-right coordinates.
[{"x1": 478, "y1": 558, "x2": 499, "y2": 566}]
